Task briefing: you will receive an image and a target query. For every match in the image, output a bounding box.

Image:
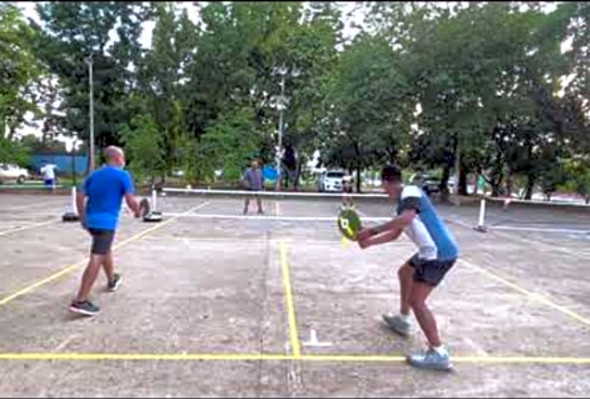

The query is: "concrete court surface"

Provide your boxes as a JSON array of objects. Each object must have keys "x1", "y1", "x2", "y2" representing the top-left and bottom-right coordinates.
[{"x1": 0, "y1": 193, "x2": 590, "y2": 397}]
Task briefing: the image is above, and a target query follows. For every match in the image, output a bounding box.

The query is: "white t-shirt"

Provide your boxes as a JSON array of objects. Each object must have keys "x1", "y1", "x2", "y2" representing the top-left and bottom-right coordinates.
[
  {"x1": 398, "y1": 186, "x2": 438, "y2": 260},
  {"x1": 40, "y1": 164, "x2": 57, "y2": 180}
]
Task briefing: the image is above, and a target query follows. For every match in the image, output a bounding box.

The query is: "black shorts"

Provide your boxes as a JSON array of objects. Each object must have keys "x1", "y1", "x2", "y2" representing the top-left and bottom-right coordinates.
[
  {"x1": 246, "y1": 189, "x2": 262, "y2": 197},
  {"x1": 88, "y1": 228, "x2": 115, "y2": 255},
  {"x1": 408, "y1": 253, "x2": 456, "y2": 287}
]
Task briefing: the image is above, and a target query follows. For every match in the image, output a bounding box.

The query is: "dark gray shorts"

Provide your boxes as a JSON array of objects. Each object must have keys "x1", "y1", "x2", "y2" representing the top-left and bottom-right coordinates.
[
  {"x1": 88, "y1": 228, "x2": 115, "y2": 255},
  {"x1": 245, "y1": 189, "x2": 262, "y2": 197},
  {"x1": 408, "y1": 253, "x2": 456, "y2": 287}
]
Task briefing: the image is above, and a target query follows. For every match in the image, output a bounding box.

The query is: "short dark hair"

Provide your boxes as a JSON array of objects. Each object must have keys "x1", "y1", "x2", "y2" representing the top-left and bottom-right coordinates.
[{"x1": 381, "y1": 164, "x2": 402, "y2": 183}]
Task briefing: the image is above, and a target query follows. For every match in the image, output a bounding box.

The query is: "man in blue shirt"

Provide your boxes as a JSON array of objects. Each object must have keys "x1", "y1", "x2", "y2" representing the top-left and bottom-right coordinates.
[
  {"x1": 70, "y1": 146, "x2": 141, "y2": 316},
  {"x1": 357, "y1": 165, "x2": 459, "y2": 371}
]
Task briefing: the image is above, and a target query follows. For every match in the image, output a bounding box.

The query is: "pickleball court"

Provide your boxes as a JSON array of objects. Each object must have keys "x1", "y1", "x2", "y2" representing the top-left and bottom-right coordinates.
[{"x1": 1, "y1": 190, "x2": 590, "y2": 397}]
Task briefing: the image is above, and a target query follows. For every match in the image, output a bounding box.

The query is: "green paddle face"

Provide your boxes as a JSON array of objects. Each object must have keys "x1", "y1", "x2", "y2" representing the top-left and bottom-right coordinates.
[{"x1": 337, "y1": 208, "x2": 363, "y2": 241}]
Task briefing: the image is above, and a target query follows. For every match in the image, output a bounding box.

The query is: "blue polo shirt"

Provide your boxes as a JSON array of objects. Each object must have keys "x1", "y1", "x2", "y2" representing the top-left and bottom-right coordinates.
[{"x1": 82, "y1": 165, "x2": 134, "y2": 231}]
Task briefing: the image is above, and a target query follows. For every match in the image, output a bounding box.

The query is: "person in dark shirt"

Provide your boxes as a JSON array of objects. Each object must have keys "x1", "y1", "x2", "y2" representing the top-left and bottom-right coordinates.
[{"x1": 242, "y1": 159, "x2": 264, "y2": 214}]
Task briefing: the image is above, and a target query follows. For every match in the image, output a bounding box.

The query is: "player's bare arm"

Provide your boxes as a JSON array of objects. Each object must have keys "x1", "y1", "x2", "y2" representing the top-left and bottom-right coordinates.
[
  {"x1": 125, "y1": 193, "x2": 141, "y2": 218},
  {"x1": 358, "y1": 209, "x2": 416, "y2": 241}
]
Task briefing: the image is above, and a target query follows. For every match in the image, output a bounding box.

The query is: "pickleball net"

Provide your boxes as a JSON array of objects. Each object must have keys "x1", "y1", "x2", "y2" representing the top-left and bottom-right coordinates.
[
  {"x1": 149, "y1": 187, "x2": 590, "y2": 236},
  {"x1": 155, "y1": 187, "x2": 393, "y2": 222}
]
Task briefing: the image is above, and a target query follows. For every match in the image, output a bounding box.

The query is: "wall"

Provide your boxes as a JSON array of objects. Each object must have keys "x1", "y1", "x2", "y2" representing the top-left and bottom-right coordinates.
[{"x1": 31, "y1": 153, "x2": 88, "y2": 175}]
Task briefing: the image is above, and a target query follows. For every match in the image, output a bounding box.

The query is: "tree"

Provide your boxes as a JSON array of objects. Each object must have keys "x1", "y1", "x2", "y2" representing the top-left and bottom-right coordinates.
[
  {"x1": 0, "y1": 3, "x2": 43, "y2": 138},
  {"x1": 137, "y1": 3, "x2": 198, "y2": 179},
  {"x1": 120, "y1": 113, "x2": 164, "y2": 185},
  {"x1": 32, "y1": 1, "x2": 149, "y2": 172},
  {"x1": 199, "y1": 107, "x2": 261, "y2": 182},
  {"x1": 321, "y1": 32, "x2": 415, "y2": 192}
]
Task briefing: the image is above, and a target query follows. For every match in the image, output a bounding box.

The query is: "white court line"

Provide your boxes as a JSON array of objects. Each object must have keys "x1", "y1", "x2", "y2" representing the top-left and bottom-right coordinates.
[
  {"x1": 162, "y1": 213, "x2": 391, "y2": 222},
  {"x1": 446, "y1": 216, "x2": 590, "y2": 257},
  {"x1": 0, "y1": 199, "x2": 65, "y2": 212},
  {"x1": 486, "y1": 196, "x2": 590, "y2": 208},
  {"x1": 302, "y1": 329, "x2": 333, "y2": 347},
  {"x1": 163, "y1": 187, "x2": 389, "y2": 199},
  {"x1": 0, "y1": 220, "x2": 59, "y2": 237},
  {"x1": 490, "y1": 225, "x2": 590, "y2": 235},
  {"x1": 141, "y1": 236, "x2": 416, "y2": 246}
]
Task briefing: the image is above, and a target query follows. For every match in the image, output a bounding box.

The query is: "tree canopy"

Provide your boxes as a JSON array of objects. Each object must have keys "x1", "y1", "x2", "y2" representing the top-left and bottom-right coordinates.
[{"x1": 1, "y1": 1, "x2": 589, "y2": 199}]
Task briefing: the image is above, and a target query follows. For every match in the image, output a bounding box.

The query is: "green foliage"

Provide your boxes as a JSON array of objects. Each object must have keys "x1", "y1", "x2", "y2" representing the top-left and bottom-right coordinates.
[
  {"x1": 561, "y1": 157, "x2": 590, "y2": 202},
  {"x1": 33, "y1": 2, "x2": 149, "y2": 152},
  {"x1": 321, "y1": 34, "x2": 414, "y2": 175},
  {"x1": 0, "y1": 3, "x2": 43, "y2": 137},
  {"x1": 2, "y1": 1, "x2": 588, "y2": 197},
  {"x1": 120, "y1": 114, "x2": 165, "y2": 185},
  {"x1": 0, "y1": 136, "x2": 30, "y2": 166},
  {"x1": 200, "y1": 107, "x2": 260, "y2": 182}
]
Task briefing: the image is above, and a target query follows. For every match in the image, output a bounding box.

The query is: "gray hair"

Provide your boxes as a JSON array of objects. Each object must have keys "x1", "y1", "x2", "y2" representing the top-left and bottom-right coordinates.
[{"x1": 104, "y1": 146, "x2": 124, "y2": 161}]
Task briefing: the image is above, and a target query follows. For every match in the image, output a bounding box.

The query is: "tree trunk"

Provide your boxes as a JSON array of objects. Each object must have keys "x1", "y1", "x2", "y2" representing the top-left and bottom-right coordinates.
[
  {"x1": 440, "y1": 164, "x2": 451, "y2": 202},
  {"x1": 491, "y1": 183, "x2": 503, "y2": 197},
  {"x1": 356, "y1": 166, "x2": 362, "y2": 193},
  {"x1": 293, "y1": 158, "x2": 302, "y2": 191},
  {"x1": 505, "y1": 170, "x2": 513, "y2": 197},
  {"x1": 458, "y1": 166, "x2": 468, "y2": 196},
  {"x1": 585, "y1": 195, "x2": 589, "y2": 205},
  {"x1": 524, "y1": 173, "x2": 536, "y2": 200},
  {"x1": 545, "y1": 192, "x2": 552, "y2": 201},
  {"x1": 490, "y1": 161, "x2": 504, "y2": 197}
]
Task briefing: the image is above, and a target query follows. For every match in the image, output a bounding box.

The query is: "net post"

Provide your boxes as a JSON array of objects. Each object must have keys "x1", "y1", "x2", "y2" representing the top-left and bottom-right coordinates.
[
  {"x1": 474, "y1": 198, "x2": 487, "y2": 232},
  {"x1": 152, "y1": 188, "x2": 157, "y2": 212},
  {"x1": 71, "y1": 186, "x2": 77, "y2": 216},
  {"x1": 61, "y1": 185, "x2": 80, "y2": 222}
]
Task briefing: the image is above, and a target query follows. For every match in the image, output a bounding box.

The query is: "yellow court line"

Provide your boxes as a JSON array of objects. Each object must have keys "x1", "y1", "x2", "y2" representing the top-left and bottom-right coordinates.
[
  {"x1": 0, "y1": 220, "x2": 59, "y2": 238},
  {"x1": 279, "y1": 240, "x2": 302, "y2": 358},
  {"x1": 0, "y1": 203, "x2": 210, "y2": 308},
  {"x1": 459, "y1": 259, "x2": 590, "y2": 328},
  {"x1": 0, "y1": 353, "x2": 589, "y2": 364}
]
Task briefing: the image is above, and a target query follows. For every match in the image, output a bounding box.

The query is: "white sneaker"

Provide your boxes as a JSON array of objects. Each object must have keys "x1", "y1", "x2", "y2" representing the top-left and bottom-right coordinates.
[{"x1": 382, "y1": 313, "x2": 412, "y2": 337}]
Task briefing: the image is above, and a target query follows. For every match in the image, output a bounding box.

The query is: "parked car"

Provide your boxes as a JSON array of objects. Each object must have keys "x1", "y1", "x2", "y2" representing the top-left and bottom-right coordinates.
[
  {"x1": 421, "y1": 175, "x2": 442, "y2": 196},
  {"x1": 318, "y1": 170, "x2": 349, "y2": 192},
  {"x1": 0, "y1": 163, "x2": 29, "y2": 184}
]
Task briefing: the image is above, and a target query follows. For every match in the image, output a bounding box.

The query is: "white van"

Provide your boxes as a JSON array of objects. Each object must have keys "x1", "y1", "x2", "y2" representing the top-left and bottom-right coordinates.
[
  {"x1": 0, "y1": 163, "x2": 29, "y2": 184},
  {"x1": 318, "y1": 170, "x2": 347, "y2": 192}
]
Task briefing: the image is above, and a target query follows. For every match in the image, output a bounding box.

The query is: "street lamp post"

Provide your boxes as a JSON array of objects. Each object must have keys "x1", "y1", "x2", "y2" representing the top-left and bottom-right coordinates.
[
  {"x1": 276, "y1": 75, "x2": 285, "y2": 191},
  {"x1": 273, "y1": 65, "x2": 300, "y2": 192},
  {"x1": 86, "y1": 55, "x2": 95, "y2": 172}
]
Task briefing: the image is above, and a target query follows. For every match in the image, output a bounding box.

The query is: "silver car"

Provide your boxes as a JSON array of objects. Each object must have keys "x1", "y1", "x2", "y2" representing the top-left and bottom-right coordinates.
[{"x1": 0, "y1": 163, "x2": 29, "y2": 184}]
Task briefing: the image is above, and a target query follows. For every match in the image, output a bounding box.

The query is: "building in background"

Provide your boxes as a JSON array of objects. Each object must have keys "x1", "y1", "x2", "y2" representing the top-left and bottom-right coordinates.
[{"x1": 31, "y1": 153, "x2": 88, "y2": 176}]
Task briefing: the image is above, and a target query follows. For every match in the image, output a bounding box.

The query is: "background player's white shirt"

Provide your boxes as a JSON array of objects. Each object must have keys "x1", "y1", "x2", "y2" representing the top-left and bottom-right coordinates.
[{"x1": 40, "y1": 164, "x2": 57, "y2": 180}]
